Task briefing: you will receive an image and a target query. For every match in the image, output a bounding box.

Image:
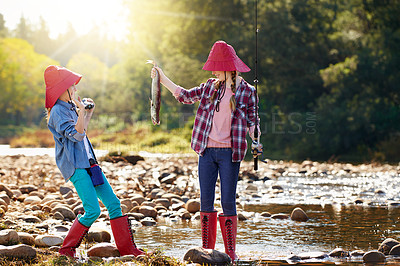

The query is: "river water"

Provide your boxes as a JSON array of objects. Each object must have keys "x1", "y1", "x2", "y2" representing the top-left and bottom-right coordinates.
[{"x1": 1, "y1": 145, "x2": 400, "y2": 264}]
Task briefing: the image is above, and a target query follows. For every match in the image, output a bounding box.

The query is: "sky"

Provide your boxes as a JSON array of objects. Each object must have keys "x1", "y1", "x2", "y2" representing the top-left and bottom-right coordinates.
[{"x1": 1, "y1": 0, "x2": 129, "y2": 40}]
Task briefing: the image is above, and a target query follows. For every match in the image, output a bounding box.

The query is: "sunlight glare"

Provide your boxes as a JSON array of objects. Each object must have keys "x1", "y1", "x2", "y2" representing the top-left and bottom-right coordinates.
[{"x1": 2, "y1": 0, "x2": 129, "y2": 40}]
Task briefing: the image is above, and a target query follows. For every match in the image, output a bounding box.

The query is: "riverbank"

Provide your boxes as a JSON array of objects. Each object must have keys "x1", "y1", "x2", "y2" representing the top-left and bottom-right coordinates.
[{"x1": 1, "y1": 153, "x2": 400, "y2": 265}]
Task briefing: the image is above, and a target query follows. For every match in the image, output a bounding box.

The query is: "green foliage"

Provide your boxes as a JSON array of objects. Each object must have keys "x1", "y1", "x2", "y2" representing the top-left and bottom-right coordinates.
[
  {"x1": 1, "y1": 0, "x2": 400, "y2": 162},
  {"x1": 0, "y1": 38, "x2": 58, "y2": 125}
]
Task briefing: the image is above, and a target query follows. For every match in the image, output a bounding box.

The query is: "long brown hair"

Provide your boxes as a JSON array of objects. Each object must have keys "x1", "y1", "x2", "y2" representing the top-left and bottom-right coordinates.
[
  {"x1": 210, "y1": 71, "x2": 237, "y2": 111},
  {"x1": 46, "y1": 108, "x2": 52, "y2": 123}
]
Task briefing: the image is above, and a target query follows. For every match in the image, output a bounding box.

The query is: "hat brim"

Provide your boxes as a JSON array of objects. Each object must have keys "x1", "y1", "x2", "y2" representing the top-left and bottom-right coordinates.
[
  {"x1": 202, "y1": 58, "x2": 251, "y2": 73},
  {"x1": 45, "y1": 74, "x2": 82, "y2": 108}
]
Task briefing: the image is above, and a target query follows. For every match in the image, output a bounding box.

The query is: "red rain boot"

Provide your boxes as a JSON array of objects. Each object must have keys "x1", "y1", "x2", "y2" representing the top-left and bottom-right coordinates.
[
  {"x1": 200, "y1": 211, "x2": 217, "y2": 249},
  {"x1": 219, "y1": 214, "x2": 239, "y2": 262},
  {"x1": 110, "y1": 215, "x2": 145, "y2": 257},
  {"x1": 59, "y1": 218, "x2": 90, "y2": 257}
]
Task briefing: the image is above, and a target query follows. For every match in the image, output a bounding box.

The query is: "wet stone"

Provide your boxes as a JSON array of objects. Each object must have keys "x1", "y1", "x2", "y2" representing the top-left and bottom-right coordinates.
[
  {"x1": 141, "y1": 217, "x2": 157, "y2": 226},
  {"x1": 329, "y1": 247, "x2": 350, "y2": 257},
  {"x1": 73, "y1": 205, "x2": 85, "y2": 216},
  {"x1": 35, "y1": 235, "x2": 63, "y2": 247},
  {"x1": 154, "y1": 198, "x2": 171, "y2": 208},
  {"x1": 350, "y1": 250, "x2": 365, "y2": 256},
  {"x1": 0, "y1": 194, "x2": 10, "y2": 205},
  {"x1": 139, "y1": 205, "x2": 157, "y2": 218},
  {"x1": 53, "y1": 225, "x2": 69, "y2": 232},
  {"x1": 260, "y1": 212, "x2": 271, "y2": 217},
  {"x1": 131, "y1": 195, "x2": 146, "y2": 205},
  {"x1": 17, "y1": 232, "x2": 35, "y2": 246},
  {"x1": 120, "y1": 198, "x2": 134, "y2": 211},
  {"x1": 0, "y1": 184, "x2": 13, "y2": 198},
  {"x1": 19, "y1": 185, "x2": 38, "y2": 194},
  {"x1": 53, "y1": 211, "x2": 64, "y2": 220},
  {"x1": 185, "y1": 199, "x2": 200, "y2": 213},
  {"x1": 59, "y1": 186, "x2": 73, "y2": 195},
  {"x1": 62, "y1": 191, "x2": 74, "y2": 199},
  {"x1": 290, "y1": 207, "x2": 309, "y2": 222},
  {"x1": 22, "y1": 215, "x2": 42, "y2": 223},
  {"x1": 238, "y1": 213, "x2": 248, "y2": 221},
  {"x1": 389, "y1": 244, "x2": 400, "y2": 255},
  {"x1": 0, "y1": 244, "x2": 36, "y2": 259},
  {"x1": 183, "y1": 246, "x2": 231, "y2": 265},
  {"x1": 363, "y1": 250, "x2": 386, "y2": 263},
  {"x1": 127, "y1": 212, "x2": 145, "y2": 221},
  {"x1": 87, "y1": 242, "x2": 120, "y2": 258},
  {"x1": 271, "y1": 213, "x2": 289, "y2": 220},
  {"x1": 378, "y1": 238, "x2": 400, "y2": 255},
  {"x1": 0, "y1": 229, "x2": 19, "y2": 245},
  {"x1": 29, "y1": 191, "x2": 44, "y2": 199},
  {"x1": 296, "y1": 251, "x2": 328, "y2": 260},
  {"x1": 87, "y1": 227, "x2": 111, "y2": 243},
  {"x1": 179, "y1": 210, "x2": 192, "y2": 220},
  {"x1": 51, "y1": 206, "x2": 75, "y2": 220}
]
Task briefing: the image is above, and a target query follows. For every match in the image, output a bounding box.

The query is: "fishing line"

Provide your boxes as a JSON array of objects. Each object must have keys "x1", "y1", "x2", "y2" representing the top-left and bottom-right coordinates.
[{"x1": 253, "y1": 0, "x2": 261, "y2": 170}]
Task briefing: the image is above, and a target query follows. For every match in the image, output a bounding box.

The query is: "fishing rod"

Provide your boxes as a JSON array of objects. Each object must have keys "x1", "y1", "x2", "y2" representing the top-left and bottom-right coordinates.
[{"x1": 252, "y1": 0, "x2": 259, "y2": 171}]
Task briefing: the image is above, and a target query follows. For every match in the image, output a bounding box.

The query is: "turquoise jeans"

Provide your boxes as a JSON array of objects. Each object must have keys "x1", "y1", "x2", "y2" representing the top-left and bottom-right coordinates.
[{"x1": 69, "y1": 169, "x2": 122, "y2": 227}]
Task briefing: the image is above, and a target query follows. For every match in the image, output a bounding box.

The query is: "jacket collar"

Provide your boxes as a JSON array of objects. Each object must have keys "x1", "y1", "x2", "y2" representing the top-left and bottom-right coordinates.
[{"x1": 55, "y1": 99, "x2": 76, "y2": 112}]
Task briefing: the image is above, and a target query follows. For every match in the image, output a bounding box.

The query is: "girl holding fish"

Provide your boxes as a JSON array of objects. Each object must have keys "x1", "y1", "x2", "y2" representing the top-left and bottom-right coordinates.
[
  {"x1": 151, "y1": 40, "x2": 262, "y2": 262},
  {"x1": 44, "y1": 65, "x2": 146, "y2": 258}
]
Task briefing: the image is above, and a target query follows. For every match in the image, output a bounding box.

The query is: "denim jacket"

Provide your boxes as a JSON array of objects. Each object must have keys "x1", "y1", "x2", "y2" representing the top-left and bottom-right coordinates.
[{"x1": 48, "y1": 99, "x2": 95, "y2": 181}]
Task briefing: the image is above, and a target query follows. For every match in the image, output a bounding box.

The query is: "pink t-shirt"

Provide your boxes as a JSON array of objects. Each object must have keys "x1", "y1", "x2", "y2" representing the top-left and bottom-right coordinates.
[
  {"x1": 207, "y1": 85, "x2": 233, "y2": 148},
  {"x1": 174, "y1": 82, "x2": 257, "y2": 149}
]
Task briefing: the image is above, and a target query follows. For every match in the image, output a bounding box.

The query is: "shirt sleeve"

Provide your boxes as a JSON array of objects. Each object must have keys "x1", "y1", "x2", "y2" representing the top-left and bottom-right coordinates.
[
  {"x1": 247, "y1": 85, "x2": 260, "y2": 132},
  {"x1": 175, "y1": 82, "x2": 208, "y2": 104},
  {"x1": 51, "y1": 108, "x2": 85, "y2": 142}
]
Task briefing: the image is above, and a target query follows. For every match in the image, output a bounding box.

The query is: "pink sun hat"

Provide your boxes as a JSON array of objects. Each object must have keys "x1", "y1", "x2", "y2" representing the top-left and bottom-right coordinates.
[
  {"x1": 44, "y1": 65, "x2": 82, "y2": 108},
  {"x1": 202, "y1": 40, "x2": 251, "y2": 73}
]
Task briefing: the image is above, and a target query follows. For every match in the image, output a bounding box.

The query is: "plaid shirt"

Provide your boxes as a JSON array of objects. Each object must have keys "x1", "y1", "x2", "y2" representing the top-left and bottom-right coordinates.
[{"x1": 175, "y1": 78, "x2": 258, "y2": 162}]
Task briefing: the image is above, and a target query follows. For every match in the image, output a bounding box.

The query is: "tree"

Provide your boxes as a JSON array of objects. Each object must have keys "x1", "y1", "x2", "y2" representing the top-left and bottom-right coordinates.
[
  {"x1": 0, "y1": 14, "x2": 8, "y2": 38},
  {"x1": 0, "y1": 38, "x2": 58, "y2": 125}
]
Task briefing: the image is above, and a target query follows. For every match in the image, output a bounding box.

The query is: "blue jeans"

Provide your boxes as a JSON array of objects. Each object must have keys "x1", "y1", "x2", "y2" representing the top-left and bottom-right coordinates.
[
  {"x1": 69, "y1": 169, "x2": 122, "y2": 227},
  {"x1": 198, "y1": 148, "x2": 241, "y2": 216}
]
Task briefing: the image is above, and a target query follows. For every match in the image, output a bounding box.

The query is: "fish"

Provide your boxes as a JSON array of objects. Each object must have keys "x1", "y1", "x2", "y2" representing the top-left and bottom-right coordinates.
[{"x1": 147, "y1": 60, "x2": 161, "y2": 125}]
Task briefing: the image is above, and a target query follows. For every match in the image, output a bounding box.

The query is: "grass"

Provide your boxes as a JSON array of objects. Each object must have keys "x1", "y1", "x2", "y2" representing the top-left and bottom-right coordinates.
[
  {"x1": 7, "y1": 123, "x2": 194, "y2": 155},
  {"x1": 0, "y1": 248, "x2": 186, "y2": 266},
  {"x1": 9, "y1": 129, "x2": 54, "y2": 148}
]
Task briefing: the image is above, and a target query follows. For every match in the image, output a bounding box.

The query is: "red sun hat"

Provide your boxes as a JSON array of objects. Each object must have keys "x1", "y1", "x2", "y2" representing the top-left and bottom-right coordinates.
[
  {"x1": 202, "y1": 40, "x2": 251, "y2": 73},
  {"x1": 44, "y1": 65, "x2": 82, "y2": 108}
]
